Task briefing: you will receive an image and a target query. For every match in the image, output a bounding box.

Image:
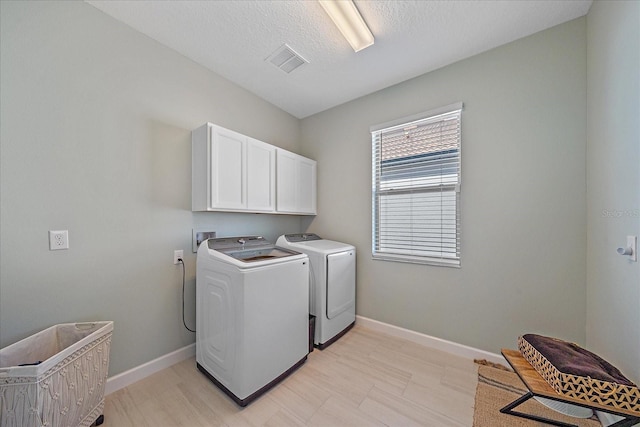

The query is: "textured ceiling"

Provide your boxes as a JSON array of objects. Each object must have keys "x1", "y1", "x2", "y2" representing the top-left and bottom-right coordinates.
[{"x1": 85, "y1": 0, "x2": 592, "y2": 119}]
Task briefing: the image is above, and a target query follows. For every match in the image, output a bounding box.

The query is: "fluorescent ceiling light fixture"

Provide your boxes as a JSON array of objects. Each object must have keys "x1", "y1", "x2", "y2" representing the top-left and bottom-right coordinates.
[{"x1": 319, "y1": 0, "x2": 374, "y2": 52}]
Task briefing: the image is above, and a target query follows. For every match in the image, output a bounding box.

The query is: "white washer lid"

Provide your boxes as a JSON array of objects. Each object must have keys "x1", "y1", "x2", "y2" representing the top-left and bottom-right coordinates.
[{"x1": 279, "y1": 236, "x2": 355, "y2": 254}]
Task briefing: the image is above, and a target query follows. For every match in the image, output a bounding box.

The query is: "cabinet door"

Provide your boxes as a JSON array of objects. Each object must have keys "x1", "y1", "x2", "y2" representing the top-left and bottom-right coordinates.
[
  {"x1": 210, "y1": 126, "x2": 246, "y2": 209},
  {"x1": 276, "y1": 149, "x2": 317, "y2": 214},
  {"x1": 276, "y1": 149, "x2": 298, "y2": 213},
  {"x1": 246, "y1": 138, "x2": 275, "y2": 212},
  {"x1": 296, "y1": 156, "x2": 317, "y2": 215}
]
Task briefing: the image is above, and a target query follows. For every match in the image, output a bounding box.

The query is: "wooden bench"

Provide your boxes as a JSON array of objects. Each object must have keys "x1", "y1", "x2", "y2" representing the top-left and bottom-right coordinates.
[{"x1": 501, "y1": 349, "x2": 640, "y2": 427}]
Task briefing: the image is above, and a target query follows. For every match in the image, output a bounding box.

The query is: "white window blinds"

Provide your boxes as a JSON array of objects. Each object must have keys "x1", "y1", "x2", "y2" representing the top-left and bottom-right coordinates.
[{"x1": 371, "y1": 103, "x2": 462, "y2": 267}]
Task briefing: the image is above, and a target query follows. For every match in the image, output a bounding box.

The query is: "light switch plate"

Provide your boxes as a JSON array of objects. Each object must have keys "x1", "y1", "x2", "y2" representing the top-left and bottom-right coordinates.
[{"x1": 628, "y1": 235, "x2": 637, "y2": 262}]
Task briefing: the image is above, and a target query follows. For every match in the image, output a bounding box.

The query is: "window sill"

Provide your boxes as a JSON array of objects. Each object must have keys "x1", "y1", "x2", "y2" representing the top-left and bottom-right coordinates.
[{"x1": 372, "y1": 253, "x2": 460, "y2": 268}]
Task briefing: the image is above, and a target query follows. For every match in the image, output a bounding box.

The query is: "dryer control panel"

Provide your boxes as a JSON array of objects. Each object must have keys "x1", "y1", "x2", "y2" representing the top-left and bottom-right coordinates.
[{"x1": 283, "y1": 233, "x2": 322, "y2": 242}]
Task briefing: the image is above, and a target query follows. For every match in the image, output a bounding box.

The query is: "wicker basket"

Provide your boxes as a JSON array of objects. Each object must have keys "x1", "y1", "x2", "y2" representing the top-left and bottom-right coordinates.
[
  {"x1": 518, "y1": 334, "x2": 640, "y2": 413},
  {"x1": 0, "y1": 322, "x2": 113, "y2": 427}
]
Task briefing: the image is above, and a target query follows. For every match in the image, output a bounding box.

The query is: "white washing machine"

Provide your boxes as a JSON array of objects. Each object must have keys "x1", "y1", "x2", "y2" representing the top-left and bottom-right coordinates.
[
  {"x1": 196, "y1": 236, "x2": 309, "y2": 406},
  {"x1": 276, "y1": 233, "x2": 355, "y2": 349}
]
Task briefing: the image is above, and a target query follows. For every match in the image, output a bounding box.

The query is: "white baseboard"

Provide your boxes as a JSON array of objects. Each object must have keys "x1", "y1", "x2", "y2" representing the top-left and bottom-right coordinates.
[
  {"x1": 356, "y1": 315, "x2": 506, "y2": 366},
  {"x1": 105, "y1": 343, "x2": 195, "y2": 395}
]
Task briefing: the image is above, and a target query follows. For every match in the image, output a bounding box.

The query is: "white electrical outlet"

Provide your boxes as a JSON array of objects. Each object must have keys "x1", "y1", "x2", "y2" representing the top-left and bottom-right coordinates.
[
  {"x1": 174, "y1": 250, "x2": 184, "y2": 265},
  {"x1": 49, "y1": 230, "x2": 69, "y2": 250}
]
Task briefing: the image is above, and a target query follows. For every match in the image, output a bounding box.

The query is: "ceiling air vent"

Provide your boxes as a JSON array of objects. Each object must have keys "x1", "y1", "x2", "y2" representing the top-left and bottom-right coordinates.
[{"x1": 266, "y1": 44, "x2": 308, "y2": 74}]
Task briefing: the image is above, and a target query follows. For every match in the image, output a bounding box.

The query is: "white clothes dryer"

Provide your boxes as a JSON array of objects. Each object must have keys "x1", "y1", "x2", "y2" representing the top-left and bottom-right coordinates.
[
  {"x1": 196, "y1": 236, "x2": 309, "y2": 406},
  {"x1": 276, "y1": 234, "x2": 355, "y2": 349}
]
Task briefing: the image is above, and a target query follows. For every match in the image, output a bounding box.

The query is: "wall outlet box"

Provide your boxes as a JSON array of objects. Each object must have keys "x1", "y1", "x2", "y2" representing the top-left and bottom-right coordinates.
[
  {"x1": 49, "y1": 230, "x2": 69, "y2": 250},
  {"x1": 193, "y1": 229, "x2": 216, "y2": 252}
]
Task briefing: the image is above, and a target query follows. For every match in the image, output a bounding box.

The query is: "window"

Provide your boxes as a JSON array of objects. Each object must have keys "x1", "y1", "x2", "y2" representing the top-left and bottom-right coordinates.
[{"x1": 371, "y1": 103, "x2": 462, "y2": 267}]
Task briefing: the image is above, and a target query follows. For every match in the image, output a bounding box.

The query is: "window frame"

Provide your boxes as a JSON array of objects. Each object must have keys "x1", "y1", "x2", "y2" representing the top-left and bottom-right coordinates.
[{"x1": 370, "y1": 102, "x2": 463, "y2": 268}]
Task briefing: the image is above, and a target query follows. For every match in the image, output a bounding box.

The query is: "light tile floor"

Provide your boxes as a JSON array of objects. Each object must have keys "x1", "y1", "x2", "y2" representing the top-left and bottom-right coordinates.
[{"x1": 103, "y1": 325, "x2": 478, "y2": 426}]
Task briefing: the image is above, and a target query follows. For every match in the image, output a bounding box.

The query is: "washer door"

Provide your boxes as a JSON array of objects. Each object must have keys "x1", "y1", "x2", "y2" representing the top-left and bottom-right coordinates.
[{"x1": 326, "y1": 250, "x2": 355, "y2": 319}]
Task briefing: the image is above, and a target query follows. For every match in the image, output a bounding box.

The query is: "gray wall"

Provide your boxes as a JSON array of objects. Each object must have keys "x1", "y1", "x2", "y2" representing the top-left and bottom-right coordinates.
[
  {"x1": 3, "y1": 0, "x2": 638, "y2": 386},
  {"x1": 0, "y1": 1, "x2": 304, "y2": 375},
  {"x1": 586, "y1": 0, "x2": 640, "y2": 383},
  {"x1": 301, "y1": 18, "x2": 588, "y2": 355}
]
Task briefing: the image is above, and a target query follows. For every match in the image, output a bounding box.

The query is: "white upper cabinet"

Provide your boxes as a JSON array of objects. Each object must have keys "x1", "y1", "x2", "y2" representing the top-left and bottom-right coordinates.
[
  {"x1": 276, "y1": 148, "x2": 317, "y2": 215},
  {"x1": 192, "y1": 123, "x2": 275, "y2": 213},
  {"x1": 192, "y1": 123, "x2": 314, "y2": 215}
]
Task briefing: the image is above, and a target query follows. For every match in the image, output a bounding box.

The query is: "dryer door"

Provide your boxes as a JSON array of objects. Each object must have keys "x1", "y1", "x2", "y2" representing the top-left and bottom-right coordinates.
[{"x1": 326, "y1": 250, "x2": 355, "y2": 319}]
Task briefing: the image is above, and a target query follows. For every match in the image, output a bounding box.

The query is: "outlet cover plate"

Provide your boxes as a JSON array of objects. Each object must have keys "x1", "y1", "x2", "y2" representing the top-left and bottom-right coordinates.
[
  {"x1": 628, "y1": 235, "x2": 637, "y2": 262},
  {"x1": 49, "y1": 230, "x2": 69, "y2": 250}
]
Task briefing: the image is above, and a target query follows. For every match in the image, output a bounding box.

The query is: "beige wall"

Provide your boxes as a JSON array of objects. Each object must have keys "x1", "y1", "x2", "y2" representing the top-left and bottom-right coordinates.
[
  {"x1": 301, "y1": 17, "x2": 588, "y2": 355},
  {"x1": 586, "y1": 0, "x2": 640, "y2": 383},
  {"x1": 0, "y1": 1, "x2": 303, "y2": 375}
]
